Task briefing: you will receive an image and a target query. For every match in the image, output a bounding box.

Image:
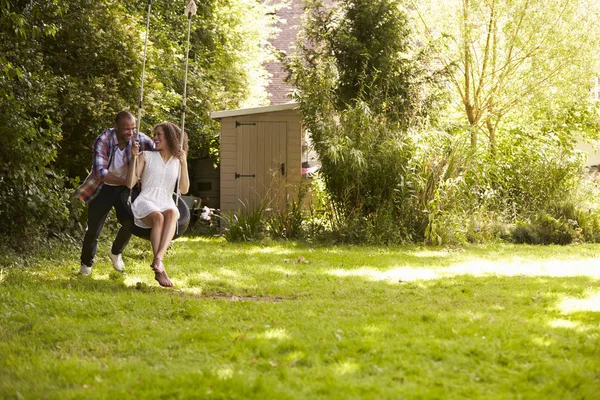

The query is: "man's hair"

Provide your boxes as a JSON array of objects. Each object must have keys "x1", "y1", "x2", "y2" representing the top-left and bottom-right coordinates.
[{"x1": 115, "y1": 110, "x2": 135, "y2": 125}]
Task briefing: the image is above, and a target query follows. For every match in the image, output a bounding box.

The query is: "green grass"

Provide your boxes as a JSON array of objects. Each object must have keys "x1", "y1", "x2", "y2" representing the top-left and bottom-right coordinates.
[{"x1": 1, "y1": 237, "x2": 599, "y2": 399}]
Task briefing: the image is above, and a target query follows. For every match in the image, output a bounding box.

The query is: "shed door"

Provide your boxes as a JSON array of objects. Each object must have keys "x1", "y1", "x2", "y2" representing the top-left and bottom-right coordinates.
[{"x1": 236, "y1": 121, "x2": 287, "y2": 211}]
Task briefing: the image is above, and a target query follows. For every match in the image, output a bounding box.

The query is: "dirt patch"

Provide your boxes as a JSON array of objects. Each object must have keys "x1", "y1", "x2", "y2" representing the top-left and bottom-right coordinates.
[{"x1": 204, "y1": 293, "x2": 289, "y2": 302}]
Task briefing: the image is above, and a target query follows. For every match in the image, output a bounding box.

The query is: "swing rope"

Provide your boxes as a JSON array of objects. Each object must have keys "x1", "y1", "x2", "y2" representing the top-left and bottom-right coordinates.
[
  {"x1": 175, "y1": 0, "x2": 197, "y2": 234},
  {"x1": 128, "y1": 0, "x2": 153, "y2": 207}
]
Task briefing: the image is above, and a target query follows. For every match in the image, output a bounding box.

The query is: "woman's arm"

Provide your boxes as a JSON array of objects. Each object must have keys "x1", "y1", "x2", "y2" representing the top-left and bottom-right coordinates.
[
  {"x1": 178, "y1": 151, "x2": 190, "y2": 195},
  {"x1": 126, "y1": 147, "x2": 145, "y2": 189}
]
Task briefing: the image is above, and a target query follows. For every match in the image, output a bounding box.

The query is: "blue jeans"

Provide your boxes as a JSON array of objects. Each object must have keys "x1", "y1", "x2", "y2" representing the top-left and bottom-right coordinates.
[{"x1": 80, "y1": 185, "x2": 132, "y2": 267}]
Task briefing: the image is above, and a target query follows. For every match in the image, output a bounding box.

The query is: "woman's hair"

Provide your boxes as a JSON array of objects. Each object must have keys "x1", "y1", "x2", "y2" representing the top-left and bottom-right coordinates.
[{"x1": 153, "y1": 122, "x2": 189, "y2": 157}]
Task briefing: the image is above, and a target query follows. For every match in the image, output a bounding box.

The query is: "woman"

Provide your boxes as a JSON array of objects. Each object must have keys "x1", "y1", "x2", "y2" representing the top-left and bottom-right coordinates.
[{"x1": 126, "y1": 122, "x2": 190, "y2": 287}]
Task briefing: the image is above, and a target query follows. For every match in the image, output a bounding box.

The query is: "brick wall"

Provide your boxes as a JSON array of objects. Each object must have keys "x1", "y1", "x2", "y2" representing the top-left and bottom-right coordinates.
[
  {"x1": 265, "y1": 0, "x2": 335, "y2": 105},
  {"x1": 265, "y1": 0, "x2": 304, "y2": 105}
]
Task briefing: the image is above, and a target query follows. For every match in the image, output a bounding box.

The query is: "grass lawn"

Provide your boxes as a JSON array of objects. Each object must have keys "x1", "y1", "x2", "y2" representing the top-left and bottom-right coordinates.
[{"x1": 1, "y1": 236, "x2": 599, "y2": 399}]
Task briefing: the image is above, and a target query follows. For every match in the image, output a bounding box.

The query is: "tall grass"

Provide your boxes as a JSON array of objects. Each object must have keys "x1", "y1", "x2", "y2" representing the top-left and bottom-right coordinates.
[{"x1": 222, "y1": 200, "x2": 268, "y2": 242}]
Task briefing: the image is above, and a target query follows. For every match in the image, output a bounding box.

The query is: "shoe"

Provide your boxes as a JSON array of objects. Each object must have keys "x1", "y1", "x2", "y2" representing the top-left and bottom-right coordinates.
[
  {"x1": 79, "y1": 264, "x2": 92, "y2": 276},
  {"x1": 108, "y1": 251, "x2": 125, "y2": 272}
]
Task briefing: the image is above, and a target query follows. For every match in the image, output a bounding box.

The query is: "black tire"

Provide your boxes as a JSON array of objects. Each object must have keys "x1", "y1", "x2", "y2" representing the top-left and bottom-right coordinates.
[{"x1": 118, "y1": 188, "x2": 190, "y2": 240}]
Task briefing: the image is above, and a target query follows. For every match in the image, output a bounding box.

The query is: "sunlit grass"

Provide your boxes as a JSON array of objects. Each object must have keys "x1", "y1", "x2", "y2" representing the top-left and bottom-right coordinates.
[
  {"x1": 558, "y1": 291, "x2": 600, "y2": 313},
  {"x1": 329, "y1": 257, "x2": 600, "y2": 282},
  {"x1": 0, "y1": 238, "x2": 599, "y2": 399}
]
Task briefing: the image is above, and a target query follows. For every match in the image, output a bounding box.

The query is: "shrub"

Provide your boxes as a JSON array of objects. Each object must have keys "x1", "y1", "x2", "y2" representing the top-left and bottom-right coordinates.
[
  {"x1": 575, "y1": 208, "x2": 600, "y2": 243},
  {"x1": 364, "y1": 202, "x2": 413, "y2": 245},
  {"x1": 471, "y1": 129, "x2": 585, "y2": 217},
  {"x1": 222, "y1": 201, "x2": 267, "y2": 242},
  {"x1": 512, "y1": 214, "x2": 580, "y2": 245},
  {"x1": 286, "y1": 0, "x2": 445, "y2": 220},
  {"x1": 266, "y1": 184, "x2": 309, "y2": 240},
  {"x1": 281, "y1": 0, "x2": 595, "y2": 246}
]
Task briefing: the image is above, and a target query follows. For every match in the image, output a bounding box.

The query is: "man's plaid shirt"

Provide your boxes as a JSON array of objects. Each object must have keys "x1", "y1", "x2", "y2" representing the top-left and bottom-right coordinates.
[{"x1": 75, "y1": 128, "x2": 154, "y2": 203}]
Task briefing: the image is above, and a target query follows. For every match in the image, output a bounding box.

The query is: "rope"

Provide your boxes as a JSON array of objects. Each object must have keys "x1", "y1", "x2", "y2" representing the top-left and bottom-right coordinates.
[
  {"x1": 128, "y1": 0, "x2": 153, "y2": 207},
  {"x1": 175, "y1": 0, "x2": 197, "y2": 234},
  {"x1": 181, "y1": 0, "x2": 197, "y2": 137}
]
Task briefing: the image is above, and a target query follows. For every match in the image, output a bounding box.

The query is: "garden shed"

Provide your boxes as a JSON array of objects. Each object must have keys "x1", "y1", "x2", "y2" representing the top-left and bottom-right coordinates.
[{"x1": 210, "y1": 102, "x2": 305, "y2": 215}]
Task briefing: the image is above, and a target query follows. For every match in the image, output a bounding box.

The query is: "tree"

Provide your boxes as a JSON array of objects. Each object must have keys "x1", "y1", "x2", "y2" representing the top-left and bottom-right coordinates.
[
  {"x1": 0, "y1": 0, "x2": 276, "y2": 247},
  {"x1": 412, "y1": 0, "x2": 600, "y2": 151},
  {"x1": 286, "y1": 0, "x2": 444, "y2": 219},
  {"x1": 0, "y1": 0, "x2": 77, "y2": 246},
  {"x1": 124, "y1": 0, "x2": 276, "y2": 161}
]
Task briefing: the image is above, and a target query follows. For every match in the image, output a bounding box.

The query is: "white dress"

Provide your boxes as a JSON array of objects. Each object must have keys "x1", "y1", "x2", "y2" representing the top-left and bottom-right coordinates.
[{"x1": 131, "y1": 151, "x2": 180, "y2": 228}]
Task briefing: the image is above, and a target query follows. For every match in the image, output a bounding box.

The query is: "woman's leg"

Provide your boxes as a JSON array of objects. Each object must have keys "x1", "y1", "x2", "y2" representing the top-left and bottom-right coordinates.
[
  {"x1": 155, "y1": 209, "x2": 178, "y2": 261},
  {"x1": 140, "y1": 210, "x2": 173, "y2": 287},
  {"x1": 140, "y1": 211, "x2": 164, "y2": 257}
]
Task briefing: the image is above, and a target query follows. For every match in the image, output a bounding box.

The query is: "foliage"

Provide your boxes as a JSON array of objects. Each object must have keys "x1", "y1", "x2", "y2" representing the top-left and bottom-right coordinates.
[
  {"x1": 37, "y1": 0, "x2": 276, "y2": 175},
  {"x1": 362, "y1": 202, "x2": 411, "y2": 245},
  {"x1": 0, "y1": 0, "x2": 79, "y2": 247},
  {"x1": 266, "y1": 183, "x2": 309, "y2": 240},
  {"x1": 3, "y1": 0, "x2": 599, "y2": 248},
  {"x1": 283, "y1": 0, "x2": 600, "y2": 246},
  {"x1": 222, "y1": 201, "x2": 268, "y2": 242},
  {"x1": 306, "y1": 0, "x2": 431, "y2": 125},
  {"x1": 286, "y1": 0, "x2": 445, "y2": 216},
  {"x1": 0, "y1": 0, "x2": 275, "y2": 248},
  {"x1": 535, "y1": 190, "x2": 600, "y2": 245},
  {"x1": 285, "y1": 0, "x2": 519, "y2": 245},
  {"x1": 468, "y1": 129, "x2": 585, "y2": 218},
  {"x1": 224, "y1": 183, "x2": 312, "y2": 242},
  {"x1": 412, "y1": 130, "x2": 474, "y2": 244},
  {"x1": 572, "y1": 207, "x2": 600, "y2": 244},
  {"x1": 512, "y1": 215, "x2": 579, "y2": 245},
  {"x1": 122, "y1": 0, "x2": 276, "y2": 161},
  {"x1": 2, "y1": 239, "x2": 600, "y2": 398},
  {"x1": 411, "y1": 0, "x2": 600, "y2": 149},
  {"x1": 419, "y1": 125, "x2": 590, "y2": 245},
  {"x1": 261, "y1": 131, "x2": 479, "y2": 246}
]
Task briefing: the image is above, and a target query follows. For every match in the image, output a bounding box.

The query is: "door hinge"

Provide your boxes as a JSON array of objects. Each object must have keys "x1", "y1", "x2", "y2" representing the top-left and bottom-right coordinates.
[
  {"x1": 235, "y1": 173, "x2": 256, "y2": 179},
  {"x1": 236, "y1": 121, "x2": 256, "y2": 127}
]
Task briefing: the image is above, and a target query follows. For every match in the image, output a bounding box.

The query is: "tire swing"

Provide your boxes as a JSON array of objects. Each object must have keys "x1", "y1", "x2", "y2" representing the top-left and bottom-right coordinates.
[{"x1": 118, "y1": 0, "x2": 197, "y2": 240}]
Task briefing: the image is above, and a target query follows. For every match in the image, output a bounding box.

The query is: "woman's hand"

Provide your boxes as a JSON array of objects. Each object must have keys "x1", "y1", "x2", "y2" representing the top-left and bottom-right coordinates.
[
  {"x1": 178, "y1": 149, "x2": 190, "y2": 194},
  {"x1": 179, "y1": 150, "x2": 187, "y2": 163},
  {"x1": 132, "y1": 141, "x2": 140, "y2": 158},
  {"x1": 126, "y1": 143, "x2": 145, "y2": 189}
]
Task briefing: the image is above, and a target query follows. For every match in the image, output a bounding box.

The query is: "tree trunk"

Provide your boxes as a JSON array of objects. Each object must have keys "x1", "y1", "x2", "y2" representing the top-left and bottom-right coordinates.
[
  {"x1": 462, "y1": 0, "x2": 478, "y2": 150},
  {"x1": 486, "y1": 117, "x2": 496, "y2": 155}
]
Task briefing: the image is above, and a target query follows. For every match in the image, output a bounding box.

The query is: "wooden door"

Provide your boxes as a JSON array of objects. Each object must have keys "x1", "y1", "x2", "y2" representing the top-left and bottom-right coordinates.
[{"x1": 235, "y1": 121, "x2": 287, "y2": 211}]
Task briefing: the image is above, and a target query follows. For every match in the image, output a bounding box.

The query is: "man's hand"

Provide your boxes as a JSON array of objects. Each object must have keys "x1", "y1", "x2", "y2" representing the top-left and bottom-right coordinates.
[{"x1": 102, "y1": 172, "x2": 128, "y2": 186}]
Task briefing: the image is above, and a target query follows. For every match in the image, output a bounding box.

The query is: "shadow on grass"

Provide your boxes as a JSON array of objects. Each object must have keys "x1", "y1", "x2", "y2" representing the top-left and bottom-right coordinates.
[{"x1": 0, "y1": 265, "x2": 294, "y2": 306}]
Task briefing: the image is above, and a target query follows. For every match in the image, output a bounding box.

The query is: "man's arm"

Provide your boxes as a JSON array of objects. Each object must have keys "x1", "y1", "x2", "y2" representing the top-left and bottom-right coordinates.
[
  {"x1": 92, "y1": 129, "x2": 127, "y2": 186},
  {"x1": 102, "y1": 172, "x2": 127, "y2": 186},
  {"x1": 139, "y1": 132, "x2": 155, "y2": 151},
  {"x1": 92, "y1": 131, "x2": 111, "y2": 180}
]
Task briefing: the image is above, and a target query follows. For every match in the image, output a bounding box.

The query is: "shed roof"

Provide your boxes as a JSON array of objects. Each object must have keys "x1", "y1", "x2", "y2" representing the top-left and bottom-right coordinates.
[{"x1": 210, "y1": 102, "x2": 298, "y2": 120}]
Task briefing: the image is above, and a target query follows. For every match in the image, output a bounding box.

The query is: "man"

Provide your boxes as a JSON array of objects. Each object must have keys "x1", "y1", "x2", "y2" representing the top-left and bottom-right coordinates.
[{"x1": 75, "y1": 111, "x2": 154, "y2": 276}]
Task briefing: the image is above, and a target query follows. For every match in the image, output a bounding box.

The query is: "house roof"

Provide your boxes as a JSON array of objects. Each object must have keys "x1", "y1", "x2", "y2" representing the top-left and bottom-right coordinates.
[{"x1": 210, "y1": 102, "x2": 298, "y2": 120}]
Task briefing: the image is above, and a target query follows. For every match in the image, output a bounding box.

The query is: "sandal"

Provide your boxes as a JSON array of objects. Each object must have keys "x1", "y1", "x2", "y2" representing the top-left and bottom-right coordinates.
[{"x1": 151, "y1": 258, "x2": 173, "y2": 287}]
